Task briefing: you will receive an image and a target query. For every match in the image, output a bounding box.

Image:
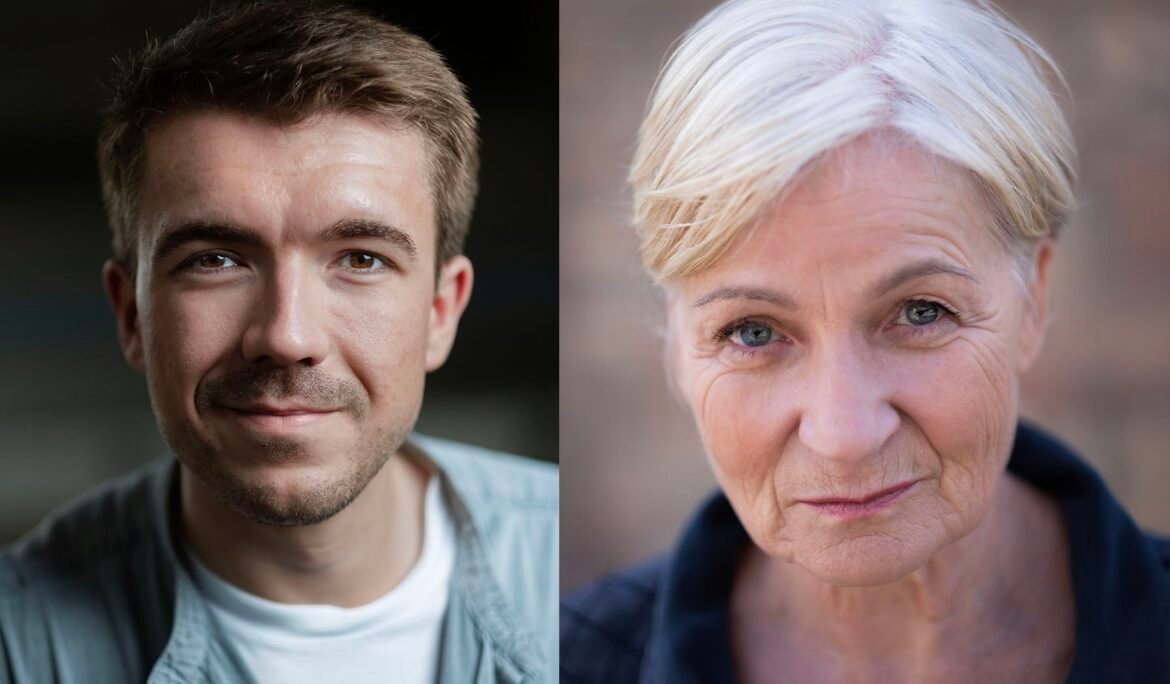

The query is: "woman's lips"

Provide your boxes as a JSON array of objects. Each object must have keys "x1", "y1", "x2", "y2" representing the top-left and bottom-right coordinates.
[{"x1": 800, "y1": 480, "x2": 919, "y2": 519}]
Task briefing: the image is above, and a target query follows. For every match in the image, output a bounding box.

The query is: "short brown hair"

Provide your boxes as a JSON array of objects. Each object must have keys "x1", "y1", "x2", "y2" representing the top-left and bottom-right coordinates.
[{"x1": 98, "y1": 1, "x2": 479, "y2": 271}]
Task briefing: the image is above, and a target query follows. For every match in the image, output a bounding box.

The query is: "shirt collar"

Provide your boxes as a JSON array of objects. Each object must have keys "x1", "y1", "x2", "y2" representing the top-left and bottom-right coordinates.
[
  {"x1": 144, "y1": 434, "x2": 544, "y2": 683},
  {"x1": 415, "y1": 437, "x2": 546, "y2": 682},
  {"x1": 641, "y1": 491, "x2": 745, "y2": 684},
  {"x1": 1007, "y1": 425, "x2": 1170, "y2": 682}
]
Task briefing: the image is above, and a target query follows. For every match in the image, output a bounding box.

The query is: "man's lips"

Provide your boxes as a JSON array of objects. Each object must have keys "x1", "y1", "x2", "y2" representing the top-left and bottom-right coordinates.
[
  {"x1": 799, "y1": 480, "x2": 919, "y2": 519},
  {"x1": 228, "y1": 403, "x2": 340, "y2": 416},
  {"x1": 221, "y1": 403, "x2": 342, "y2": 431}
]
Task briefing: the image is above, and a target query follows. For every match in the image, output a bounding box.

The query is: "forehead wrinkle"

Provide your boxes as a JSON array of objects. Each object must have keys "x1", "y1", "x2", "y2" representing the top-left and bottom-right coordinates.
[
  {"x1": 685, "y1": 144, "x2": 999, "y2": 310},
  {"x1": 789, "y1": 187, "x2": 983, "y2": 238},
  {"x1": 790, "y1": 194, "x2": 989, "y2": 287}
]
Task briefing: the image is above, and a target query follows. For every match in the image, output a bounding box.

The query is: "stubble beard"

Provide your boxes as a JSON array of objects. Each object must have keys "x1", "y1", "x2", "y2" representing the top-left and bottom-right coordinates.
[
  {"x1": 154, "y1": 364, "x2": 421, "y2": 527},
  {"x1": 172, "y1": 417, "x2": 413, "y2": 527}
]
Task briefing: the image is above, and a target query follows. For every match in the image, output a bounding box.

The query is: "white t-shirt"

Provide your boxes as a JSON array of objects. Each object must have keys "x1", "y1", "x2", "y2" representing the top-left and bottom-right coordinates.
[{"x1": 186, "y1": 476, "x2": 456, "y2": 684}]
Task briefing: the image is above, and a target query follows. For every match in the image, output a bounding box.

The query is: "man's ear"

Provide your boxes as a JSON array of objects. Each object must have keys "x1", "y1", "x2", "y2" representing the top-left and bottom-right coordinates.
[
  {"x1": 102, "y1": 259, "x2": 145, "y2": 370},
  {"x1": 425, "y1": 255, "x2": 473, "y2": 371},
  {"x1": 1017, "y1": 239, "x2": 1054, "y2": 373}
]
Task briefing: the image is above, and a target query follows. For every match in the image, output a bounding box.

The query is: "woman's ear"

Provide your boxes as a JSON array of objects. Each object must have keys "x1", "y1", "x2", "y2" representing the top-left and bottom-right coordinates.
[{"x1": 1017, "y1": 239, "x2": 1054, "y2": 373}]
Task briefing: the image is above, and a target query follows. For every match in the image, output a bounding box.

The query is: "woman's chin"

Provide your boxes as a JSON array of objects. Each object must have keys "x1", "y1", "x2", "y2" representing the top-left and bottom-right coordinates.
[{"x1": 790, "y1": 533, "x2": 941, "y2": 587}]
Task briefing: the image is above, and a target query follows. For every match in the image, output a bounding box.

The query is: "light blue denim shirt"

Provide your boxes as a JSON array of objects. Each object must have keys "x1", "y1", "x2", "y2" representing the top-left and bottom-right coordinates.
[{"x1": 0, "y1": 435, "x2": 558, "y2": 683}]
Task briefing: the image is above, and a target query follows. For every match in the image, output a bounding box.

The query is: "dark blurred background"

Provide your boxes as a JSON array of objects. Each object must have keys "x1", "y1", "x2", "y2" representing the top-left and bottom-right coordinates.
[
  {"x1": 561, "y1": 0, "x2": 1170, "y2": 591},
  {"x1": 0, "y1": 1, "x2": 556, "y2": 544}
]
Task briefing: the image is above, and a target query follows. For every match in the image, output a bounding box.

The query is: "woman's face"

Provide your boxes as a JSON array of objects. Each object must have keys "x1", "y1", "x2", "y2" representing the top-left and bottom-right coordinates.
[{"x1": 668, "y1": 136, "x2": 1050, "y2": 586}]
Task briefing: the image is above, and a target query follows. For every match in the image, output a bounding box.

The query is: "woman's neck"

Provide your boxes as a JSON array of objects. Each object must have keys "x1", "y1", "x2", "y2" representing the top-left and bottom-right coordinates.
[{"x1": 732, "y1": 472, "x2": 1075, "y2": 682}]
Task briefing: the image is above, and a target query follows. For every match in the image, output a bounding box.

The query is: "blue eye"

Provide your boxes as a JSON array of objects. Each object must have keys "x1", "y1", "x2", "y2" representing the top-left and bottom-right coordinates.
[
  {"x1": 735, "y1": 322, "x2": 774, "y2": 347},
  {"x1": 904, "y1": 300, "x2": 943, "y2": 326}
]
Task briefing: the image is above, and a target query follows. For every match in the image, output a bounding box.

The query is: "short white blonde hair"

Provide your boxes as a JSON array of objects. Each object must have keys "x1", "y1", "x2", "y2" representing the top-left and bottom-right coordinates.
[{"x1": 632, "y1": 0, "x2": 1076, "y2": 281}]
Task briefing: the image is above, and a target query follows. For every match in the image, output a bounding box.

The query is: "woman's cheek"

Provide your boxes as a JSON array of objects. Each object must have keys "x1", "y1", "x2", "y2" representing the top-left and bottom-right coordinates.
[
  {"x1": 899, "y1": 336, "x2": 1018, "y2": 526},
  {"x1": 692, "y1": 365, "x2": 791, "y2": 526}
]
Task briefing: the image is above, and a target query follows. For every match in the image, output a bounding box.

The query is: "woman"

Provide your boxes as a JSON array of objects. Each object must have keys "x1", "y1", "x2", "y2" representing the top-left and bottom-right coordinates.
[{"x1": 560, "y1": 0, "x2": 1170, "y2": 682}]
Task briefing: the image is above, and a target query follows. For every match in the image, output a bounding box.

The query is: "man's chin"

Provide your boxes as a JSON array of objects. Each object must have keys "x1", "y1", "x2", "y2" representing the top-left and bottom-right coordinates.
[
  {"x1": 221, "y1": 478, "x2": 361, "y2": 527},
  {"x1": 180, "y1": 446, "x2": 390, "y2": 527},
  {"x1": 208, "y1": 425, "x2": 330, "y2": 465},
  {"x1": 163, "y1": 409, "x2": 411, "y2": 527}
]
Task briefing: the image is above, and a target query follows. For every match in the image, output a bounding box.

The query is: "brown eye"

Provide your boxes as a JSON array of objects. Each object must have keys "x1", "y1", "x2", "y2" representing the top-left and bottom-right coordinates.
[
  {"x1": 196, "y1": 254, "x2": 235, "y2": 269},
  {"x1": 346, "y1": 253, "x2": 383, "y2": 270}
]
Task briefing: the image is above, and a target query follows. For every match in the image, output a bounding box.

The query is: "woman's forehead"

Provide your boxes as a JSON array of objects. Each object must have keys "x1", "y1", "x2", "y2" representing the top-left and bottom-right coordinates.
[
  {"x1": 777, "y1": 135, "x2": 988, "y2": 238},
  {"x1": 674, "y1": 136, "x2": 1005, "y2": 297}
]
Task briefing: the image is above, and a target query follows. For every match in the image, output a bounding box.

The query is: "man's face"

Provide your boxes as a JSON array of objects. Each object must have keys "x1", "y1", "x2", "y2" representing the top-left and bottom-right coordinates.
[{"x1": 105, "y1": 111, "x2": 471, "y2": 526}]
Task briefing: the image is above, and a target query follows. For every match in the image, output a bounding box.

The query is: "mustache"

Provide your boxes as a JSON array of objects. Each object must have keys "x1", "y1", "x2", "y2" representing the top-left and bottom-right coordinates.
[{"x1": 196, "y1": 365, "x2": 366, "y2": 417}]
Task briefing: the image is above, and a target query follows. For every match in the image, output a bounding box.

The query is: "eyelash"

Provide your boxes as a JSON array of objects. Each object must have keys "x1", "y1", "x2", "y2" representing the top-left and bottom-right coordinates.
[{"x1": 712, "y1": 298, "x2": 961, "y2": 351}]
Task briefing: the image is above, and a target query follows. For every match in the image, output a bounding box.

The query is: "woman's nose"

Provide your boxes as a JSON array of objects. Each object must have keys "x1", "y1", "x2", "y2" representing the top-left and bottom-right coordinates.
[
  {"x1": 797, "y1": 341, "x2": 900, "y2": 464},
  {"x1": 240, "y1": 265, "x2": 331, "y2": 367}
]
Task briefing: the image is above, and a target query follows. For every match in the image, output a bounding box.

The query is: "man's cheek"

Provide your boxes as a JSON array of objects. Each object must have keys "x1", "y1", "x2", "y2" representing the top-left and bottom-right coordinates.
[
  {"x1": 337, "y1": 298, "x2": 427, "y2": 357},
  {"x1": 146, "y1": 298, "x2": 240, "y2": 385}
]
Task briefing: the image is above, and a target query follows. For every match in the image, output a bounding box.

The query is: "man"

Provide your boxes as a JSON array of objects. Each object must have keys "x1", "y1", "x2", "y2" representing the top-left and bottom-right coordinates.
[{"x1": 0, "y1": 3, "x2": 557, "y2": 682}]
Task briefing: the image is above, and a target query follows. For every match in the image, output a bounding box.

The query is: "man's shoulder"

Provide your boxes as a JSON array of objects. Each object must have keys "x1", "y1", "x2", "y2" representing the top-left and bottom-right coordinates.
[
  {"x1": 413, "y1": 435, "x2": 559, "y2": 679},
  {"x1": 413, "y1": 434, "x2": 557, "y2": 514},
  {"x1": 0, "y1": 460, "x2": 175, "y2": 681},
  {"x1": 561, "y1": 557, "x2": 664, "y2": 684},
  {"x1": 0, "y1": 459, "x2": 170, "y2": 596}
]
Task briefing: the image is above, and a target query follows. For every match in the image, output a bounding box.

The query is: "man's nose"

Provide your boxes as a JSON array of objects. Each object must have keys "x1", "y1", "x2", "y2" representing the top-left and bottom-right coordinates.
[
  {"x1": 241, "y1": 263, "x2": 330, "y2": 366},
  {"x1": 797, "y1": 340, "x2": 900, "y2": 464}
]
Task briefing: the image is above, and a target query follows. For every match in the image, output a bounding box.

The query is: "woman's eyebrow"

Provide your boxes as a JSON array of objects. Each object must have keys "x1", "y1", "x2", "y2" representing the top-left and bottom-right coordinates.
[
  {"x1": 872, "y1": 259, "x2": 977, "y2": 296},
  {"x1": 692, "y1": 286, "x2": 799, "y2": 310},
  {"x1": 691, "y1": 259, "x2": 976, "y2": 309}
]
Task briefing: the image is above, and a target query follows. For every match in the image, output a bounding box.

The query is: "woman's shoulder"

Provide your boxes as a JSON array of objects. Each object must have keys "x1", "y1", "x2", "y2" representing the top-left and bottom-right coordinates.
[
  {"x1": 560, "y1": 557, "x2": 665, "y2": 683},
  {"x1": 1146, "y1": 531, "x2": 1170, "y2": 571}
]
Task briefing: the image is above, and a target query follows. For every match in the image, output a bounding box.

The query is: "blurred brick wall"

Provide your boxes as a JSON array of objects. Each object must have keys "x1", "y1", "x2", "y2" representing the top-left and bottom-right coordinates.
[{"x1": 560, "y1": 0, "x2": 1170, "y2": 592}]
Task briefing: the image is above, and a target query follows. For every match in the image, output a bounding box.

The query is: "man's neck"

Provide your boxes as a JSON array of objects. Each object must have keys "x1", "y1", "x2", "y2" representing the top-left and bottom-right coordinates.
[{"x1": 180, "y1": 452, "x2": 430, "y2": 607}]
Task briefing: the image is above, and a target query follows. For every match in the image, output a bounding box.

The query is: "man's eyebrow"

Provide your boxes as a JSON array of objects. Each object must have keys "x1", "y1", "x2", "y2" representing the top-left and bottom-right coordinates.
[
  {"x1": 319, "y1": 218, "x2": 417, "y2": 260},
  {"x1": 151, "y1": 218, "x2": 420, "y2": 264},
  {"x1": 693, "y1": 286, "x2": 799, "y2": 310},
  {"x1": 873, "y1": 259, "x2": 977, "y2": 295},
  {"x1": 153, "y1": 222, "x2": 264, "y2": 263},
  {"x1": 691, "y1": 259, "x2": 976, "y2": 309}
]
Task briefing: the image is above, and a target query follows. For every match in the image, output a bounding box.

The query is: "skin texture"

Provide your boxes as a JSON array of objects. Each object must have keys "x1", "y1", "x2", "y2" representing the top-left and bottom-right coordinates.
[
  {"x1": 103, "y1": 111, "x2": 472, "y2": 606},
  {"x1": 667, "y1": 135, "x2": 1074, "y2": 681}
]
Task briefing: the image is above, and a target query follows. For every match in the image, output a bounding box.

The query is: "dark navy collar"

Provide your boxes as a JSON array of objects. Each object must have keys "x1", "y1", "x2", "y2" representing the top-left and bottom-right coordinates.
[{"x1": 641, "y1": 422, "x2": 1170, "y2": 683}]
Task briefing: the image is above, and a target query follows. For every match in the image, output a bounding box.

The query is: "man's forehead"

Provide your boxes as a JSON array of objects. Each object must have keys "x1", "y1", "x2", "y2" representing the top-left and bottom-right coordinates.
[
  {"x1": 135, "y1": 110, "x2": 436, "y2": 250},
  {"x1": 142, "y1": 110, "x2": 429, "y2": 182}
]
